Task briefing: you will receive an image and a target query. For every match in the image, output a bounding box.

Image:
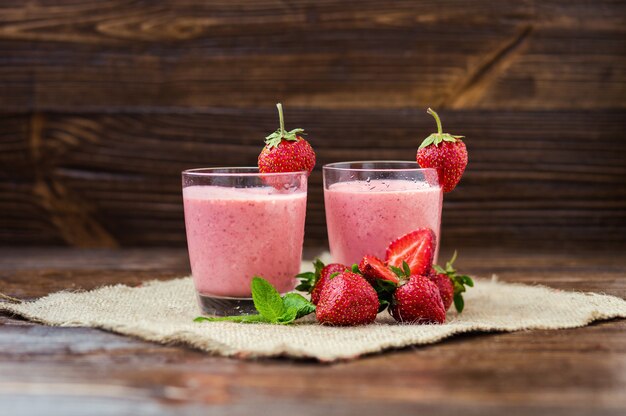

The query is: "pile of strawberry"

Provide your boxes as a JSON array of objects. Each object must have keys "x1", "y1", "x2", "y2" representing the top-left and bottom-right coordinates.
[
  {"x1": 297, "y1": 228, "x2": 473, "y2": 326},
  {"x1": 195, "y1": 106, "x2": 473, "y2": 327}
]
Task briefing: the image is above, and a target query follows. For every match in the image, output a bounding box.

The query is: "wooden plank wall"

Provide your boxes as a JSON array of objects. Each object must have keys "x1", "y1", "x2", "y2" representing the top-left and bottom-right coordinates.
[{"x1": 0, "y1": 0, "x2": 624, "y2": 248}]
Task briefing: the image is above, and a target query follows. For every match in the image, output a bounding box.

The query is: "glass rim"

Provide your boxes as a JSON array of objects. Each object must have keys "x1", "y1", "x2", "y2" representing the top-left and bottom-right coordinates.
[
  {"x1": 323, "y1": 160, "x2": 437, "y2": 173},
  {"x1": 182, "y1": 167, "x2": 309, "y2": 177}
]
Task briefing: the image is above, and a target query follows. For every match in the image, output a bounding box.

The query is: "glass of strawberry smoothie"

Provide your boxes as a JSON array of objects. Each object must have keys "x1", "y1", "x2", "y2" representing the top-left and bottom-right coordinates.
[
  {"x1": 323, "y1": 161, "x2": 442, "y2": 266},
  {"x1": 182, "y1": 167, "x2": 308, "y2": 316}
]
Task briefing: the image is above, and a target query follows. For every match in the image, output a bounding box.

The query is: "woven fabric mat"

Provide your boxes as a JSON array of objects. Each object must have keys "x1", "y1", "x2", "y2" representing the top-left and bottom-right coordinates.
[{"x1": 1, "y1": 267, "x2": 625, "y2": 361}]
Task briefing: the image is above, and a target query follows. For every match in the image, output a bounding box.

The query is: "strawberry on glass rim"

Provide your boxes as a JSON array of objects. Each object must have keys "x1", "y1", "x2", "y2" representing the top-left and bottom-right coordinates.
[
  {"x1": 416, "y1": 108, "x2": 468, "y2": 193},
  {"x1": 258, "y1": 103, "x2": 316, "y2": 175}
]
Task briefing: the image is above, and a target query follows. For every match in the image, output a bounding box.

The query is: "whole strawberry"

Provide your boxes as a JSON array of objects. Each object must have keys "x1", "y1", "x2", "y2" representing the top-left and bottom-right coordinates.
[
  {"x1": 428, "y1": 272, "x2": 454, "y2": 311},
  {"x1": 258, "y1": 103, "x2": 316, "y2": 175},
  {"x1": 296, "y1": 260, "x2": 349, "y2": 305},
  {"x1": 311, "y1": 263, "x2": 349, "y2": 305},
  {"x1": 416, "y1": 108, "x2": 468, "y2": 193},
  {"x1": 431, "y1": 251, "x2": 474, "y2": 313},
  {"x1": 316, "y1": 271, "x2": 379, "y2": 326},
  {"x1": 389, "y1": 274, "x2": 446, "y2": 324}
]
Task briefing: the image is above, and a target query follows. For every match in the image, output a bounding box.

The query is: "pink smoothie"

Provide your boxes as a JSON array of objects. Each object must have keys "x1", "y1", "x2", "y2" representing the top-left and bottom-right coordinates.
[
  {"x1": 324, "y1": 179, "x2": 442, "y2": 265},
  {"x1": 183, "y1": 185, "x2": 307, "y2": 297}
]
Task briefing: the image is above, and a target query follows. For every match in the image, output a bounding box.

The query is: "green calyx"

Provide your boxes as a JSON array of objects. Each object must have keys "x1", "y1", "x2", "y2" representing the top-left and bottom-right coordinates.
[
  {"x1": 433, "y1": 251, "x2": 474, "y2": 313},
  {"x1": 418, "y1": 108, "x2": 464, "y2": 150},
  {"x1": 265, "y1": 103, "x2": 306, "y2": 149},
  {"x1": 295, "y1": 258, "x2": 325, "y2": 293},
  {"x1": 389, "y1": 260, "x2": 412, "y2": 283}
]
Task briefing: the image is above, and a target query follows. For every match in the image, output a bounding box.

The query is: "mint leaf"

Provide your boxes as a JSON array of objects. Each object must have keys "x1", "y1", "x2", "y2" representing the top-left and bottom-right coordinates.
[
  {"x1": 195, "y1": 277, "x2": 315, "y2": 326},
  {"x1": 275, "y1": 307, "x2": 299, "y2": 324},
  {"x1": 251, "y1": 277, "x2": 285, "y2": 322},
  {"x1": 283, "y1": 293, "x2": 316, "y2": 319},
  {"x1": 194, "y1": 315, "x2": 268, "y2": 324}
]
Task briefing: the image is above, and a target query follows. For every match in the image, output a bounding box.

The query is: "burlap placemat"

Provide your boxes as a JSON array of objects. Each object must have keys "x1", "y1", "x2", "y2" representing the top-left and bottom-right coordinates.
[{"x1": 1, "y1": 266, "x2": 625, "y2": 361}]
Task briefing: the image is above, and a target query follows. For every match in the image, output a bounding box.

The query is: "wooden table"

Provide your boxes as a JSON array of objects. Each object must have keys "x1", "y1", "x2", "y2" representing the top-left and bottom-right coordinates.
[{"x1": 1, "y1": 247, "x2": 624, "y2": 415}]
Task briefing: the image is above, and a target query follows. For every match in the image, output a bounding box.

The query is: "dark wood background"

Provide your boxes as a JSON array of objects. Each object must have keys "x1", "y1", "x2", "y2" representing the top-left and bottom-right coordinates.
[{"x1": 1, "y1": 0, "x2": 625, "y2": 249}]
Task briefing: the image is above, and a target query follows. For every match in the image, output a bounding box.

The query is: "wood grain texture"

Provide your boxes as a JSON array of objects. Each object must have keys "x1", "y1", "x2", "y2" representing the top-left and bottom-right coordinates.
[
  {"x1": 0, "y1": 247, "x2": 625, "y2": 415},
  {"x1": 1, "y1": 109, "x2": 625, "y2": 247},
  {"x1": 0, "y1": 0, "x2": 624, "y2": 110},
  {"x1": 0, "y1": 0, "x2": 624, "y2": 248}
]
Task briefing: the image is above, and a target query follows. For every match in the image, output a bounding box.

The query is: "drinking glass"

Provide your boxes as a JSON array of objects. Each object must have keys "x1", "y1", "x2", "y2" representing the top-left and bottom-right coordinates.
[
  {"x1": 323, "y1": 161, "x2": 442, "y2": 266},
  {"x1": 182, "y1": 167, "x2": 308, "y2": 315}
]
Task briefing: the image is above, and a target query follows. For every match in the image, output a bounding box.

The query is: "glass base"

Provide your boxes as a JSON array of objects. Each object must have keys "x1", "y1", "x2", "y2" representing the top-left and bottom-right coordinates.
[{"x1": 196, "y1": 293, "x2": 257, "y2": 316}]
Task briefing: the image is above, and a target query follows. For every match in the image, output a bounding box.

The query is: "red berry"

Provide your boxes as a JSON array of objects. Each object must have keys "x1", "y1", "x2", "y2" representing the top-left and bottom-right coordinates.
[
  {"x1": 428, "y1": 272, "x2": 454, "y2": 311},
  {"x1": 430, "y1": 251, "x2": 474, "y2": 313},
  {"x1": 389, "y1": 275, "x2": 446, "y2": 324},
  {"x1": 316, "y1": 272, "x2": 379, "y2": 326},
  {"x1": 258, "y1": 103, "x2": 316, "y2": 175},
  {"x1": 258, "y1": 137, "x2": 316, "y2": 175},
  {"x1": 416, "y1": 108, "x2": 468, "y2": 193},
  {"x1": 358, "y1": 255, "x2": 399, "y2": 284},
  {"x1": 385, "y1": 228, "x2": 436, "y2": 276},
  {"x1": 311, "y1": 263, "x2": 349, "y2": 305}
]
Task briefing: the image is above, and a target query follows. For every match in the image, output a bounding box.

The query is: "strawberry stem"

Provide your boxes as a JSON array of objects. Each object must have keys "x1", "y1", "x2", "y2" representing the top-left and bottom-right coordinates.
[
  {"x1": 427, "y1": 108, "x2": 443, "y2": 136},
  {"x1": 276, "y1": 103, "x2": 285, "y2": 139}
]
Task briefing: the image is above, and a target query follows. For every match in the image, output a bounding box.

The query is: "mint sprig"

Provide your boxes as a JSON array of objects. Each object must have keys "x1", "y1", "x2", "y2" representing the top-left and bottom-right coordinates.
[
  {"x1": 418, "y1": 108, "x2": 464, "y2": 149},
  {"x1": 433, "y1": 251, "x2": 474, "y2": 313},
  {"x1": 194, "y1": 277, "x2": 316, "y2": 325},
  {"x1": 264, "y1": 103, "x2": 306, "y2": 149}
]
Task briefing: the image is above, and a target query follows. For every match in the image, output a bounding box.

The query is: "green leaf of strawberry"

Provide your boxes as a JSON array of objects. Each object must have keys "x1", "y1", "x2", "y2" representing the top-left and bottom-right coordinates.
[
  {"x1": 418, "y1": 108, "x2": 464, "y2": 149},
  {"x1": 264, "y1": 103, "x2": 306, "y2": 148},
  {"x1": 389, "y1": 265, "x2": 404, "y2": 278},
  {"x1": 402, "y1": 260, "x2": 412, "y2": 278}
]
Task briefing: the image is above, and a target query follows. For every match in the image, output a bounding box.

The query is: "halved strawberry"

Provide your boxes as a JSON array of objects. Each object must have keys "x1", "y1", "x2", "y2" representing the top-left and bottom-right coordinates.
[
  {"x1": 385, "y1": 228, "x2": 436, "y2": 276},
  {"x1": 358, "y1": 255, "x2": 399, "y2": 284}
]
